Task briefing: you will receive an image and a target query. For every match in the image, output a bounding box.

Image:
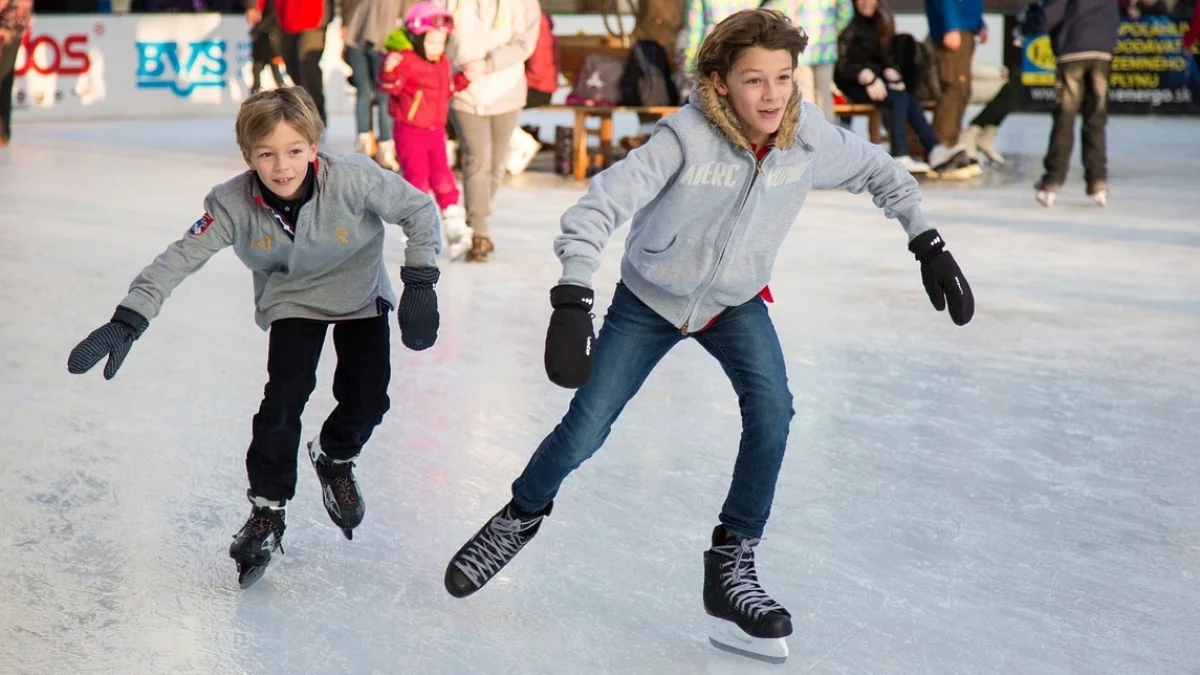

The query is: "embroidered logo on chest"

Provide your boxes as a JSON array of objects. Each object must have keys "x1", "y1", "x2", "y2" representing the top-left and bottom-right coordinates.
[
  {"x1": 764, "y1": 162, "x2": 810, "y2": 188},
  {"x1": 334, "y1": 227, "x2": 349, "y2": 244},
  {"x1": 679, "y1": 161, "x2": 740, "y2": 188},
  {"x1": 252, "y1": 235, "x2": 272, "y2": 253}
]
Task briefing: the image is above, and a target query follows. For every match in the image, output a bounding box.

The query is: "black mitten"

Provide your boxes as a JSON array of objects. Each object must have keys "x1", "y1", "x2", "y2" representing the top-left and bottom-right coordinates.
[
  {"x1": 67, "y1": 306, "x2": 149, "y2": 379},
  {"x1": 544, "y1": 284, "x2": 596, "y2": 389},
  {"x1": 398, "y1": 266, "x2": 440, "y2": 351},
  {"x1": 908, "y1": 229, "x2": 974, "y2": 326}
]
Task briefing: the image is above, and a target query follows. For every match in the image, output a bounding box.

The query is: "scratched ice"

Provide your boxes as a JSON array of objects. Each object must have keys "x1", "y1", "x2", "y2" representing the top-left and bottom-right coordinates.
[{"x1": 1, "y1": 111, "x2": 1197, "y2": 675}]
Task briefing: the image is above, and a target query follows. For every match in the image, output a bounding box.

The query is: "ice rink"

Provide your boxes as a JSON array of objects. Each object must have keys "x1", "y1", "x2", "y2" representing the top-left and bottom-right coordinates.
[{"x1": 2, "y1": 109, "x2": 1198, "y2": 675}]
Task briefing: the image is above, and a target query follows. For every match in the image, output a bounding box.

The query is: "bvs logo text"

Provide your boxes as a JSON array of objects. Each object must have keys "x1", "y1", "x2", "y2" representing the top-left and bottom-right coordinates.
[{"x1": 135, "y1": 40, "x2": 226, "y2": 97}]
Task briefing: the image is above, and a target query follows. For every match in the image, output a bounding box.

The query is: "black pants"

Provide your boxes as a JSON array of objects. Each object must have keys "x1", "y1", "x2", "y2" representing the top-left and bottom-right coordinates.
[
  {"x1": 1041, "y1": 59, "x2": 1111, "y2": 188},
  {"x1": 246, "y1": 312, "x2": 391, "y2": 501},
  {"x1": 525, "y1": 89, "x2": 553, "y2": 108},
  {"x1": 0, "y1": 38, "x2": 21, "y2": 142},
  {"x1": 970, "y1": 80, "x2": 1017, "y2": 128},
  {"x1": 281, "y1": 28, "x2": 327, "y2": 125}
]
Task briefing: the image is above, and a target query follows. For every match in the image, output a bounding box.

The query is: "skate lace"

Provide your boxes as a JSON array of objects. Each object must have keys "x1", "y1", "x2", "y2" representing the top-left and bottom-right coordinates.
[
  {"x1": 453, "y1": 511, "x2": 543, "y2": 588},
  {"x1": 332, "y1": 475, "x2": 357, "y2": 505},
  {"x1": 243, "y1": 514, "x2": 285, "y2": 554},
  {"x1": 715, "y1": 539, "x2": 783, "y2": 620}
]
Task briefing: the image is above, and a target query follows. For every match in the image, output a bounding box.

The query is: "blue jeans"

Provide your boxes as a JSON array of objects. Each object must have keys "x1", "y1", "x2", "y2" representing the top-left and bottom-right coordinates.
[
  {"x1": 512, "y1": 283, "x2": 795, "y2": 539},
  {"x1": 343, "y1": 44, "x2": 393, "y2": 142},
  {"x1": 846, "y1": 84, "x2": 939, "y2": 158}
]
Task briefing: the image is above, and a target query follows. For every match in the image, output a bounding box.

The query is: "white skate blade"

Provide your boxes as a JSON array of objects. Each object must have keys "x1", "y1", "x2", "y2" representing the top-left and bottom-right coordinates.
[{"x1": 707, "y1": 616, "x2": 789, "y2": 664}]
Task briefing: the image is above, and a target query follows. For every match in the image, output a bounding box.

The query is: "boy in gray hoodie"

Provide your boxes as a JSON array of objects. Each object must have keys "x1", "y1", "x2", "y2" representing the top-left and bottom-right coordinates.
[
  {"x1": 442, "y1": 9, "x2": 974, "y2": 664},
  {"x1": 66, "y1": 87, "x2": 443, "y2": 589}
]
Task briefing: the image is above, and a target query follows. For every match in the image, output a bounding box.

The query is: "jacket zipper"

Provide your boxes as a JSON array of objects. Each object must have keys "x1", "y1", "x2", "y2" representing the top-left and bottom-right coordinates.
[
  {"x1": 407, "y1": 90, "x2": 424, "y2": 121},
  {"x1": 679, "y1": 149, "x2": 764, "y2": 335}
]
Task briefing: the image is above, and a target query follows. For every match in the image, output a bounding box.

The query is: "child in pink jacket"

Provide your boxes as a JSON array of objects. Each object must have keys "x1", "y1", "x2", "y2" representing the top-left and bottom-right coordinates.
[{"x1": 378, "y1": 2, "x2": 474, "y2": 259}]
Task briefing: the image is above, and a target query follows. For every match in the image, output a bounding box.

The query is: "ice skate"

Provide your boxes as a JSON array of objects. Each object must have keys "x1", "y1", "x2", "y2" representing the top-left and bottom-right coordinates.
[
  {"x1": 307, "y1": 436, "x2": 365, "y2": 539},
  {"x1": 926, "y1": 143, "x2": 973, "y2": 181},
  {"x1": 703, "y1": 526, "x2": 792, "y2": 664},
  {"x1": 355, "y1": 131, "x2": 378, "y2": 158},
  {"x1": 977, "y1": 125, "x2": 1005, "y2": 166},
  {"x1": 444, "y1": 499, "x2": 552, "y2": 598},
  {"x1": 959, "y1": 125, "x2": 981, "y2": 163},
  {"x1": 506, "y1": 126, "x2": 542, "y2": 176},
  {"x1": 1036, "y1": 181, "x2": 1059, "y2": 207},
  {"x1": 1087, "y1": 182, "x2": 1108, "y2": 207},
  {"x1": 376, "y1": 139, "x2": 400, "y2": 172},
  {"x1": 441, "y1": 204, "x2": 473, "y2": 261},
  {"x1": 229, "y1": 491, "x2": 286, "y2": 589}
]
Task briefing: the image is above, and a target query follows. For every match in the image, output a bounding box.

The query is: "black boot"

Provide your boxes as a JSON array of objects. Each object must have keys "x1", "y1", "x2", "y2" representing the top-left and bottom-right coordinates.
[
  {"x1": 703, "y1": 525, "x2": 792, "y2": 640},
  {"x1": 229, "y1": 491, "x2": 286, "y2": 589},
  {"x1": 308, "y1": 438, "x2": 365, "y2": 540},
  {"x1": 444, "y1": 499, "x2": 552, "y2": 598}
]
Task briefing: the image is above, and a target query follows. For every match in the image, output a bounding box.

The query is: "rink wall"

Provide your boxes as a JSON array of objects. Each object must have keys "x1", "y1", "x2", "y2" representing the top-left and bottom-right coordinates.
[
  {"x1": 10, "y1": 12, "x2": 1006, "y2": 123},
  {"x1": 11, "y1": 14, "x2": 356, "y2": 121}
]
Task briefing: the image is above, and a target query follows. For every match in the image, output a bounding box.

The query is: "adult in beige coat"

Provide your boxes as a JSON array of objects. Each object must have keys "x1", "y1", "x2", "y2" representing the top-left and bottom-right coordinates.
[{"x1": 444, "y1": 0, "x2": 540, "y2": 262}]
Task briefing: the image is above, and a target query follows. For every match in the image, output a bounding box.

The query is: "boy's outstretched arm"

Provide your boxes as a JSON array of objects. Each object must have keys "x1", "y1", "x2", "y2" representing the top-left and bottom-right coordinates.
[
  {"x1": 811, "y1": 119, "x2": 974, "y2": 325},
  {"x1": 67, "y1": 193, "x2": 236, "y2": 379},
  {"x1": 361, "y1": 158, "x2": 443, "y2": 350},
  {"x1": 555, "y1": 126, "x2": 686, "y2": 289},
  {"x1": 363, "y1": 158, "x2": 442, "y2": 267},
  {"x1": 545, "y1": 125, "x2": 685, "y2": 390}
]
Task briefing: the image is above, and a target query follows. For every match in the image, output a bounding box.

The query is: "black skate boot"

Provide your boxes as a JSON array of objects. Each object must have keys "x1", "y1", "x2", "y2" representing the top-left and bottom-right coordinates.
[
  {"x1": 703, "y1": 525, "x2": 792, "y2": 664},
  {"x1": 444, "y1": 499, "x2": 552, "y2": 598},
  {"x1": 229, "y1": 491, "x2": 286, "y2": 589},
  {"x1": 308, "y1": 437, "x2": 364, "y2": 540}
]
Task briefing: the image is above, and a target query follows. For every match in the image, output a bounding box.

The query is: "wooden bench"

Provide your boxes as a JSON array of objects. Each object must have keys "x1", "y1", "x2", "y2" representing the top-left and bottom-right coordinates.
[{"x1": 537, "y1": 99, "x2": 937, "y2": 181}]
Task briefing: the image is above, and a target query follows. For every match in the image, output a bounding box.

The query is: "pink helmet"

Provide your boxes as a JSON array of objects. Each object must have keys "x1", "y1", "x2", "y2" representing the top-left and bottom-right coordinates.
[{"x1": 405, "y1": 2, "x2": 454, "y2": 35}]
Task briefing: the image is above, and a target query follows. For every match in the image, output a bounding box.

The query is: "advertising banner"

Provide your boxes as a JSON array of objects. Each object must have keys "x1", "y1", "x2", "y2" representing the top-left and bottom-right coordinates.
[
  {"x1": 1008, "y1": 14, "x2": 1200, "y2": 115},
  {"x1": 12, "y1": 14, "x2": 353, "y2": 121}
]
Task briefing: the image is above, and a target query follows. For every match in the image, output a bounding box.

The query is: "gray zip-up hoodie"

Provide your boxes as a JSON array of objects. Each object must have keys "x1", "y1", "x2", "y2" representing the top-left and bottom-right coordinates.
[
  {"x1": 555, "y1": 75, "x2": 933, "y2": 333},
  {"x1": 119, "y1": 152, "x2": 441, "y2": 331}
]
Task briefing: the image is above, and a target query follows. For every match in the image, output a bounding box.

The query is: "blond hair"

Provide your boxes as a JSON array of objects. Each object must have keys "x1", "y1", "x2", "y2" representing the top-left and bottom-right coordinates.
[
  {"x1": 235, "y1": 87, "x2": 325, "y2": 154},
  {"x1": 695, "y1": 9, "x2": 809, "y2": 81}
]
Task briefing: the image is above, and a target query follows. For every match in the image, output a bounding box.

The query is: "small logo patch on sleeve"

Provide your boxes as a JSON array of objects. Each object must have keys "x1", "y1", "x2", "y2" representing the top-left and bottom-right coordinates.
[{"x1": 189, "y1": 212, "x2": 214, "y2": 236}]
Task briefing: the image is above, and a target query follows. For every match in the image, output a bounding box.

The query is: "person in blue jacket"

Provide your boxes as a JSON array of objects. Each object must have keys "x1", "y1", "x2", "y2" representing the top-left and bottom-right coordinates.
[{"x1": 924, "y1": 0, "x2": 985, "y2": 173}]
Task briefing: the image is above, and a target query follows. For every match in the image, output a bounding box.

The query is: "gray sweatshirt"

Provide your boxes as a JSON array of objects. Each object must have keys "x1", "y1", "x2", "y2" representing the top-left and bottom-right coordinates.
[
  {"x1": 444, "y1": 0, "x2": 540, "y2": 116},
  {"x1": 119, "y1": 152, "x2": 441, "y2": 331},
  {"x1": 555, "y1": 76, "x2": 933, "y2": 334}
]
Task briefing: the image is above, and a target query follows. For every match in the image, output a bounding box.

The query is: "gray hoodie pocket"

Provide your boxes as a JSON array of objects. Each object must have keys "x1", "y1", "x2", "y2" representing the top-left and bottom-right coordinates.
[{"x1": 628, "y1": 234, "x2": 713, "y2": 297}]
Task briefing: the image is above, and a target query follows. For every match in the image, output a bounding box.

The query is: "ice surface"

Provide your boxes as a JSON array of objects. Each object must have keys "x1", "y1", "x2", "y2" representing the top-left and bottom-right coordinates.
[{"x1": 1, "y1": 110, "x2": 1198, "y2": 675}]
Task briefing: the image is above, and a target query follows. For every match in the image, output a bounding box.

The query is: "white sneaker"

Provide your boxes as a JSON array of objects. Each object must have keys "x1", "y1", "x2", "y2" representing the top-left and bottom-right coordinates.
[
  {"x1": 506, "y1": 127, "x2": 541, "y2": 176},
  {"x1": 355, "y1": 131, "x2": 377, "y2": 157},
  {"x1": 376, "y1": 139, "x2": 400, "y2": 172},
  {"x1": 895, "y1": 155, "x2": 930, "y2": 174}
]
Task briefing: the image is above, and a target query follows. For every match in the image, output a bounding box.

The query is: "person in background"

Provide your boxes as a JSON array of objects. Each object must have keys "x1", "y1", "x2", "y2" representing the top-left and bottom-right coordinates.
[
  {"x1": 248, "y1": 0, "x2": 334, "y2": 125},
  {"x1": 835, "y1": 0, "x2": 953, "y2": 174},
  {"x1": 679, "y1": 0, "x2": 761, "y2": 73},
  {"x1": 1022, "y1": 0, "x2": 1120, "y2": 207},
  {"x1": 444, "y1": 0, "x2": 540, "y2": 263},
  {"x1": 344, "y1": 0, "x2": 412, "y2": 171},
  {"x1": 524, "y1": 9, "x2": 559, "y2": 108},
  {"x1": 0, "y1": 0, "x2": 32, "y2": 148},
  {"x1": 924, "y1": 0, "x2": 984, "y2": 175},
  {"x1": 250, "y1": 0, "x2": 286, "y2": 93},
  {"x1": 777, "y1": 0, "x2": 852, "y2": 122}
]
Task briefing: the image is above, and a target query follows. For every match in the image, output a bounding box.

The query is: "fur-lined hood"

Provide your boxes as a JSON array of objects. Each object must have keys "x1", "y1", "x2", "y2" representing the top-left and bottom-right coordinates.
[{"x1": 689, "y1": 73, "x2": 804, "y2": 152}]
